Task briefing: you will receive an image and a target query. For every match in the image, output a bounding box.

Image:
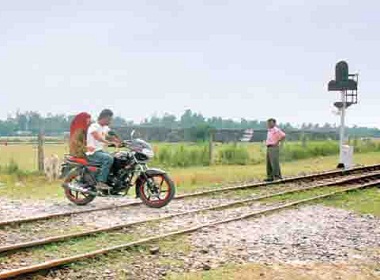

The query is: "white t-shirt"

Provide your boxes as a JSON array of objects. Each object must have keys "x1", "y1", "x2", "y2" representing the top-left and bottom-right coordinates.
[{"x1": 86, "y1": 123, "x2": 110, "y2": 155}]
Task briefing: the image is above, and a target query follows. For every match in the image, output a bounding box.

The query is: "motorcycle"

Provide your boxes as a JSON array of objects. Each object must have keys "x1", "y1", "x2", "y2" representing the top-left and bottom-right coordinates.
[{"x1": 60, "y1": 131, "x2": 175, "y2": 208}]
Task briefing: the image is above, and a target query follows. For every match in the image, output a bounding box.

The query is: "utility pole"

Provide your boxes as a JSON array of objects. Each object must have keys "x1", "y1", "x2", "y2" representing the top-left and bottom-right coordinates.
[
  {"x1": 38, "y1": 131, "x2": 44, "y2": 172},
  {"x1": 338, "y1": 90, "x2": 346, "y2": 164},
  {"x1": 208, "y1": 130, "x2": 214, "y2": 165}
]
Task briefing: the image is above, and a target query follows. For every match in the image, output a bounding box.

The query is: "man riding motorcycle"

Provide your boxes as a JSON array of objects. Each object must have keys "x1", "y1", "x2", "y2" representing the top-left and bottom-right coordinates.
[
  {"x1": 63, "y1": 110, "x2": 176, "y2": 207},
  {"x1": 85, "y1": 109, "x2": 121, "y2": 190}
]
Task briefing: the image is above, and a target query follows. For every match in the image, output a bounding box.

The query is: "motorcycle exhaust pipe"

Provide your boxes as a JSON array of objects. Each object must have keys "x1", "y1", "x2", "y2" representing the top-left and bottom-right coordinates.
[{"x1": 63, "y1": 183, "x2": 97, "y2": 196}]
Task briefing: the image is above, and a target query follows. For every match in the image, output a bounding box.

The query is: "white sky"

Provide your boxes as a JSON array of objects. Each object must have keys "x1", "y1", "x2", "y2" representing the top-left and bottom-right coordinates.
[{"x1": 0, "y1": 0, "x2": 379, "y2": 127}]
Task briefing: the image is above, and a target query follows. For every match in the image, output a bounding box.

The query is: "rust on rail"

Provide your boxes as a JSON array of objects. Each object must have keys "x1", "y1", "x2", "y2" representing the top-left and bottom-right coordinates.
[
  {"x1": 1, "y1": 178, "x2": 379, "y2": 279},
  {"x1": 1, "y1": 163, "x2": 379, "y2": 228},
  {"x1": 1, "y1": 170, "x2": 380, "y2": 254}
]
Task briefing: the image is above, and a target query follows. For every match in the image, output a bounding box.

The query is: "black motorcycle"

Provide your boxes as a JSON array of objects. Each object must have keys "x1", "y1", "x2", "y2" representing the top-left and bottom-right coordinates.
[{"x1": 61, "y1": 131, "x2": 175, "y2": 208}]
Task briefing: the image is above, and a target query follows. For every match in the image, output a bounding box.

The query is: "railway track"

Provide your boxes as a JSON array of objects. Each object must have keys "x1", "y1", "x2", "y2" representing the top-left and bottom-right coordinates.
[
  {"x1": 0, "y1": 170, "x2": 379, "y2": 279},
  {"x1": 1, "y1": 168, "x2": 379, "y2": 248},
  {"x1": 1, "y1": 163, "x2": 379, "y2": 228},
  {"x1": 1, "y1": 170, "x2": 380, "y2": 255}
]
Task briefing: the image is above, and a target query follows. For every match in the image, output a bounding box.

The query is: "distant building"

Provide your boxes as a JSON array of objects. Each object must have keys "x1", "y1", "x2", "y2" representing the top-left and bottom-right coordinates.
[
  {"x1": 240, "y1": 129, "x2": 254, "y2": 142},
  {"x1": 15, "y1": 130, "x2": 33, "y2": 136}
]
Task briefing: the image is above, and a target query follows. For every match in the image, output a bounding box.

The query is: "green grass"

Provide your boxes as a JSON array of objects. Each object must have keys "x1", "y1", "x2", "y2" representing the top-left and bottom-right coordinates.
[
  {"x1": 64, "y1": 236, "x2": 191, "y2": 280},
  {"x1": 1, "y1": 141, "x2": 379, "y2": 279},
  {"x1": 0, "y1": 174, "x2": 64, "y2": 201},
  {"x1": 323, "y1": 188, "x2": 380, "y2": 216},
  {"x1": 1, "y1": 139, "x2": 380, "y2": 171},
  {"x1": 168, "y1": 151, "x2": 380, "y2": 193},
  {"x1": 7, "y1": 232, "x2": 192, "y2": 280},
  {"x1": 166, "y1": 263, "x2": 380, "y2": 280},
  {"x1": 2, "y1": 186, "x2": 378, "y2": 272},
  {"x1": 1, "y1": 151, "x2": 380, "y2": 201},
  {"x1": 260, "y1": 186, "x2": 346, "y2": 204},
  {"x1": 0, "y1": 229, "x2": 138, "y2": 266},
  {"x1": 1, "y1": 161, "x2": 377, "y2": 279},
  {"x1": 0, "y1": 144, "x2": 68, "y2": 171}
]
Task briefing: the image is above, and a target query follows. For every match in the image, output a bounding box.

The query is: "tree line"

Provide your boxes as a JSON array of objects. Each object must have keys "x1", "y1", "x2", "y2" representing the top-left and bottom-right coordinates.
[{"x1": 0, "y1": 109, "x2": 379, "y2": 139}]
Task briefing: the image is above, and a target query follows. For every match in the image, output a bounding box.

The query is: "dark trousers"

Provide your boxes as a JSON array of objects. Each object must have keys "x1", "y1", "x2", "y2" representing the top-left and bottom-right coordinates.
[
  {"x1": 87, "y1": 151, "x2": 114, "y2": 183},
  {"x1": 266, "y1": 146, "x2": 282, "y2": 180}
]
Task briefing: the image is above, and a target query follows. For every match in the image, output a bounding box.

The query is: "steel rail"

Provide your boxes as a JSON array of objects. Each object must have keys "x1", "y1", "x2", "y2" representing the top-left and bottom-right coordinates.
[
  {"x1": 1, "y1": 178, "x2": 378, "y2": 279},
  {"x1": 1, "y1": 163, "x2": 379, "y2": 228},
  {"x1": 0, "y1": 171, "x2": 379, "y2": 254}
]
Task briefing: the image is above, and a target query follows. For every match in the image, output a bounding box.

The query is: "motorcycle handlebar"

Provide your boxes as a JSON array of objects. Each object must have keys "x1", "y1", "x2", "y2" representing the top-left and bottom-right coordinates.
[{"x1": 108, "y1": 141, "x2": 129, "y2": 148}]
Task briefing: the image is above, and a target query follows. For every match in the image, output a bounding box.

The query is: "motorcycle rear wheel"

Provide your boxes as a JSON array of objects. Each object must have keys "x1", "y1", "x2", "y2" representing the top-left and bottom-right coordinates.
[
  {"x1": 139, "y1": 173, "x2": 175, "y2": 208},
  {"x1": 63, "y1": 168, "x2": 96, "y2": 206}
]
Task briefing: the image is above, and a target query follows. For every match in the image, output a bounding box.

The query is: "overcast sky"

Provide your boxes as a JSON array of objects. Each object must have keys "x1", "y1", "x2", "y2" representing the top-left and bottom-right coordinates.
[{"x1": 0, "y1": 0, "x2": 378, "y2": 127}]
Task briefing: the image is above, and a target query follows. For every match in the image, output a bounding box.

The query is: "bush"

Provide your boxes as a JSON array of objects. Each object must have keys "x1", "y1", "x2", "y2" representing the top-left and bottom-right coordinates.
[
  {"x1": 281, "y1": 141, "x2": 339, "y2": 162},
  {"x1": 154, "y1": 143, "x2": 210, "y2": 167},
  {"x1": 153, "y1": 140, "x2": 378, "y2": 168},
  {"x1": 218, "y1": 144, "x2": 250, "y2": 165},
  {"x1": 352, "y1": 139, "x2": 380, "y2": 153},
  {"x1": 4, "y1": 140, "x2": 380, "y2": 171},
  {"x1": 0, "y1": 159, "x2": 31, "y2": 177},
  {"x1": 6, "y1": 159, "x2": 20, "y2": 174}
]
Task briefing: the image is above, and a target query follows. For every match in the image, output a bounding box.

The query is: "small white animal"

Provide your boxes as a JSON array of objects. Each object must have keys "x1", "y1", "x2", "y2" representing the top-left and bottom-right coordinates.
[{"x1": 44, "y1": 154, "x2": 61, "y2": 182}]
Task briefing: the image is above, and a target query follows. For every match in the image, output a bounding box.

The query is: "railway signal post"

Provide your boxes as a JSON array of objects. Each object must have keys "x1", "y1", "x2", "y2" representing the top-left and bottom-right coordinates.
[{"x1": 328, "y1": 61, "x2": 359, "y2": 169}]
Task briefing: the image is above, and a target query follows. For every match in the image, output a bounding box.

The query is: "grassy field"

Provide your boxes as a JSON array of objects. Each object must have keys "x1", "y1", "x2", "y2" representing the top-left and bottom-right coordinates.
[
  {"x1": 1, "y1": 139, "x2": 380, "y2": 171},
  {"x1": 323, "y1": 188, "x2": 380, "y2": 216},
  {"x1": 0, "y1": 144, "x2": 69, "y2": 171},
  {"x1": 1, "y1": 150, "x2": 380, "y2": 201}
]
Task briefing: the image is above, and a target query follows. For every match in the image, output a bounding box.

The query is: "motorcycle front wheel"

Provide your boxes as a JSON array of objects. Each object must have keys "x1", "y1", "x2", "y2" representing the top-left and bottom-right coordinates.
[
  {"x1": 63, "y1": 168, "x2": 96, "y2": 206},
  {"x1": 138, "y1": 173, "x2": 175, "y2": 208}
]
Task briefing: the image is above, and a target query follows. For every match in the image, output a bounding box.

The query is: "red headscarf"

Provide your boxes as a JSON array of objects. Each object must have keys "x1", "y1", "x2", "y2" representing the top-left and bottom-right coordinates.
[
  {"x1": 69, "y1": 112, "x2": 91, "y2": 157},
  {"x1": 70, "y1": 112, "x2": 91, "y2": 138}
]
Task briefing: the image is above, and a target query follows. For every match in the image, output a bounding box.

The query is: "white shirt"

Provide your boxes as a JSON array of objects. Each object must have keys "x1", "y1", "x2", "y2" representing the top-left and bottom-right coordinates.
[{"x1": 86, "y1": 122, "x2": 110, "y2": 155}]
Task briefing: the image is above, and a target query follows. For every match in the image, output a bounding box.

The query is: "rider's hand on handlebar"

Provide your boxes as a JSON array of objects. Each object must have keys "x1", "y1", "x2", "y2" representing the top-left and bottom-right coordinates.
[
  {"x1": 112, "y1": 141, "x2": 121, "y2": 148},
  {"x1": 108, "y1": 141, "x2": 120, "y2": 148}
]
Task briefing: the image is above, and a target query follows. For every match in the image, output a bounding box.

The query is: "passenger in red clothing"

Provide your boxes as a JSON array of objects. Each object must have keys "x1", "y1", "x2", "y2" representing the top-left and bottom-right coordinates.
[{"x1": 69, "y1": 112, "x2": 92, "y2": 158}]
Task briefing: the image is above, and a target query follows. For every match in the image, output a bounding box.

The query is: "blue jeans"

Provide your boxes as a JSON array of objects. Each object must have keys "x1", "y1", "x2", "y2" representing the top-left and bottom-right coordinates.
[{"x1": 87, "y1": 151, "x2": 114, "y2": 183}]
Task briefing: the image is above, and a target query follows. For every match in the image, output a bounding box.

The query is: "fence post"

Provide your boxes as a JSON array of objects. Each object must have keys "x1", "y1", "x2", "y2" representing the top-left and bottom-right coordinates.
[
  {"x1": 209, "y1": 130, "x2": 214, "y2": 165},
  {"x1": 38, "y1": 132, "x2": 44, "y2": 172},
  {"x1": 302, "y1": 133, "x2": 307, "y2": 148}
]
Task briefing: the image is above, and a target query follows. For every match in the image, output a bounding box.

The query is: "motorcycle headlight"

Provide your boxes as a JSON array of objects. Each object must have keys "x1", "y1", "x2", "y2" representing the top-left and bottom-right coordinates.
[{"x1": 142, "y1": 148, "x2": 154, "y2": 158}]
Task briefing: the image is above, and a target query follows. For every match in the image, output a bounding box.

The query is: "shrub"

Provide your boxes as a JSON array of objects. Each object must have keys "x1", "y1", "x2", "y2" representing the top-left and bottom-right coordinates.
[
  {"x1": 218, "y1": 144, "x2": 250, "y2": 165},
  {"x1": 0, "y1": 159, "x2": 31, "y2": 177},
  {"x1": 154, "y1": 143, "x2": 210, "y2": 167},
  {"x1": 6, "y1": 159, "x2": 20, "y2": 174}
]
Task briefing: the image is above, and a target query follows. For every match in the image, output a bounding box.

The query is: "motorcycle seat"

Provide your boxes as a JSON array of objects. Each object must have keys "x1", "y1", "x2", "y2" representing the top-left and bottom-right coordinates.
[{"x1": 67, "y1": 156, "x2": 102, "y2": 167}]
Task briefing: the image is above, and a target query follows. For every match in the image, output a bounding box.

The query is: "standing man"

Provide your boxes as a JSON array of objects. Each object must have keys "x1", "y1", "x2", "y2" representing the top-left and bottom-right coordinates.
[
  {"x1": 86, "y1": 109, "x2": 120, "y2": 190},
  {"x1": 265, "y1": 118, "x2": 286, "y2": 182}
]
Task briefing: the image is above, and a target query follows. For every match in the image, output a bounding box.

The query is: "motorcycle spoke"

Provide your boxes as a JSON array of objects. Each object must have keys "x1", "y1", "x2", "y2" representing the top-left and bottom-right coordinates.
[{"x1": 141, "y1": 174, "x2": 172, "y2": 205}]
